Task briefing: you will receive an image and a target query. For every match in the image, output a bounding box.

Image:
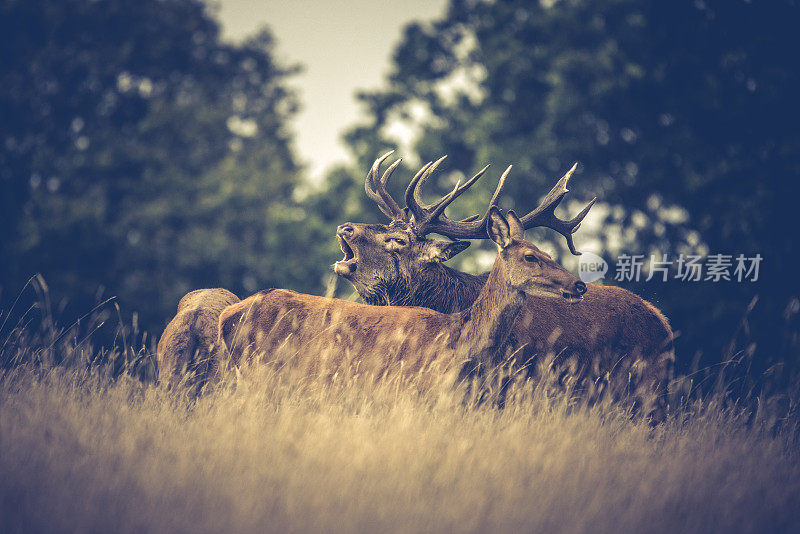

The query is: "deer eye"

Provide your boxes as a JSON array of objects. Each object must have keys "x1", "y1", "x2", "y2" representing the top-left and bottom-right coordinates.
[
  {"x1": 524, "y1": 254, "x2": 539, "y2": 263},
  {"x1": 386, "y1": 237, "x2": 407, "y2": 246}
]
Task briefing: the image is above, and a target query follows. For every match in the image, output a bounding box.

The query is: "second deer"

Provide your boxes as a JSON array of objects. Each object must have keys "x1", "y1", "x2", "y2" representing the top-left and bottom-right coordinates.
[
  {"x1": 218, "y1": 208, "x2": 585, "y2": 392},
  {"x1": 334, "y1": 153, "x2": 674, "y2": 421}
]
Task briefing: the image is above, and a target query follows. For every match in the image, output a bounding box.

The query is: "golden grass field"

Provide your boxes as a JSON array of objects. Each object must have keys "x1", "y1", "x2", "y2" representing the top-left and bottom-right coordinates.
[
  {"x1": 0, "y1": 292, "x2": 799, "y2": 533},
  {"x1": 1, "y1": 357, "x2": 799, "y2": 533}
]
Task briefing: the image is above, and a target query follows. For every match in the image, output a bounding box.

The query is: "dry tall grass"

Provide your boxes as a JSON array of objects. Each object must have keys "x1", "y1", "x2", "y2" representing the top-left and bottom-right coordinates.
[
  {"x1": 1, "y1": 358, "x2": 798, "y2": 533},
  {"x1": 1, "y1": 287, "x2": 799, "y2": 533}
]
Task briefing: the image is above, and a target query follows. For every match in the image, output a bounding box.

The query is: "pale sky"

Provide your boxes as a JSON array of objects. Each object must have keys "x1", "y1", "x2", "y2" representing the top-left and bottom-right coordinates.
[{"x1": 214, "y1": 0, "x2": 448, "y2": 179}]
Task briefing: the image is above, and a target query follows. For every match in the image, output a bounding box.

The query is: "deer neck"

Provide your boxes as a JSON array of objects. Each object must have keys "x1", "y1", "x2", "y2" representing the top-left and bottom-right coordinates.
[
  {"x1": 361, "y1": 263, "x2": 487, "y2": 313},
  {"x1": 455, "y1": 254, "x2": 526, "y2": 367}
]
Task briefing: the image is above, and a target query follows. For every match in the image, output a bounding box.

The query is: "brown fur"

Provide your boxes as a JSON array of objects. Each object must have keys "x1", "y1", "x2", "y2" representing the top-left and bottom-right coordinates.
[
  {"x1": 156, "y1": 288, "x2": 240, "y2": 393},
  {"x1": 512, "y1": 285, "x2": 673, "y2": 420},
  {"x1": 219, "y1": 211, "x2": 585, "y2": 391},
  {"x1": 334, "y1": 220, "x2": 674, "y2": 421}
]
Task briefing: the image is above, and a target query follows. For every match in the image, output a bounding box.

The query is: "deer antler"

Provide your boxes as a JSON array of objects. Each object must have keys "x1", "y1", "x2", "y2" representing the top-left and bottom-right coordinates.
[
  {"x1": 516, "y1": 164, "x2": 597, "y2": 255},
  {"x1": 365, "y1": 151, "x2": 407, "y2": 220},
  {"x1": 405, "y1": 159, "x2": 595, "y2": 255},
  {"x1": 404, "y1": 157, "x2": 507, "y2": 239}
]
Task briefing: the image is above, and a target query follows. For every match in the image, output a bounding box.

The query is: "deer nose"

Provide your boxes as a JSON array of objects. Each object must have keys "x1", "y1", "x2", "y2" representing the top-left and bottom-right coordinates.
[
  {"x1": 337, "y1": 224, "x2": 355, "y2": 238},
  {"x1": 573, "y1": 280, "x2": 587, "y2": 295}
]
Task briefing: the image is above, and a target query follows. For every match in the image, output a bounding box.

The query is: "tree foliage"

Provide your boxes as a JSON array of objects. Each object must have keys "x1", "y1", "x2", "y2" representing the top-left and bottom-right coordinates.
[
  {"x1": 0, "y1": 0, "x2": 332, "y2": 331},
  {"x1": 340, "y1": 0, "x2": 800, "y2": 372},
  {"x1": 2, "y1": 0, "x2": 797, "y2": 375}
]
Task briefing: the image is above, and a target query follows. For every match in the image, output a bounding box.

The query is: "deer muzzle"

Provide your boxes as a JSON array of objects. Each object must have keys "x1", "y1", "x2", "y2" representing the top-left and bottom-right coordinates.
[{"x1": 334, "y1": 229, "x2": 358, "y2": 275}]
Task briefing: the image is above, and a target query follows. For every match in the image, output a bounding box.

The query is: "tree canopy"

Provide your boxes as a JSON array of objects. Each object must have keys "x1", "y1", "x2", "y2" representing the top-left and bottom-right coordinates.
[
  {"x1": 338, "y1": 0, "x2": 800, "y2": 374},
  {"x1": 1, "y1": 0, "x2": 797, "y2": 377},
  {"x1": 0, "y1": 0, "x2": 333, "y2": 331}
]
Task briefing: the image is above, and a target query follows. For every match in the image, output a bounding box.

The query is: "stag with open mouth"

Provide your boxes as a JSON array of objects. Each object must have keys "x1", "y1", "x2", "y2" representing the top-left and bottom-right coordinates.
[
  {"x1": 334, "y1": 234, "x2": 357, "y2": 275},
  {"x1": 330, "y1": 152, "x2": 675, "y2": 423}
]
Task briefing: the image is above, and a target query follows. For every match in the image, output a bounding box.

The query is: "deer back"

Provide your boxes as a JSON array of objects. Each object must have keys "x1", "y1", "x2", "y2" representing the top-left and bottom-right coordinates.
[
  {"x1": 217, "y1": 288, "x2": 465, "y2": 383},
  {"x1": 217, "y1": 210, "x2": 583, "y2": 385},
  {"x1": 157, "y1": 288, "x2": 240, "y2": 393}
]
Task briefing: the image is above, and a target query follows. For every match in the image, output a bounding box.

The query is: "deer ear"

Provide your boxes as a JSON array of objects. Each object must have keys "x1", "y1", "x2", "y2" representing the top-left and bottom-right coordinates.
[
  {"x1": 421, "y1": 240, "x2": 470, "y2": 263},
  {"x1": 506, "y1": 210, "x2": 525, "y2": 240},
  {"x1": 487, "y1": 207, "x2": 512, "y2": 250}
]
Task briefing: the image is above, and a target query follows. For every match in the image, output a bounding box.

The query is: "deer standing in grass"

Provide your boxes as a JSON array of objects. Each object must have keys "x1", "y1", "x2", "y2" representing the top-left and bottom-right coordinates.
[
  {"x1": 157, "y1": 288, "x2": 240, "y2": 393},
  {"x1": 218, "y1": 208, "x2": 586, "y2": 389},
  {"x1": 333, "y1": 153, "x2": 674, "y2": 421}
]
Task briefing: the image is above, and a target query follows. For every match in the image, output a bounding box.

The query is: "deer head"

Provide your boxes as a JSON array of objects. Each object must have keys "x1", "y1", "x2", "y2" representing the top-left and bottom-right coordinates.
[
  {"x1": 486, "y1": 207, "x2": 586, "y2": 303},
  {"x1": 334, "y1": 152, "x2": 595, "y2": 309}
]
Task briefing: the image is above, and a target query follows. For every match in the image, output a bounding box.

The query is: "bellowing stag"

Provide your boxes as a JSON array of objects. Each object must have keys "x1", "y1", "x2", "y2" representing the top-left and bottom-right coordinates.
[
  {"x1": 157, "y1": 288, "x2": 240, "y2": 393},
  {"x1": 218, "y1": 209, "x2": 586, "y2": 389},
  {"x1": 334, "y1": 153, "x2": 674, "y2": 421}
]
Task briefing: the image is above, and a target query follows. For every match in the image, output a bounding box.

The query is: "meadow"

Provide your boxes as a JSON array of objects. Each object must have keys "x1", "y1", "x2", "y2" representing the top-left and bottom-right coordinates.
[{"x1": 1, "y1": 288, "x2": 799, "y2": 533}]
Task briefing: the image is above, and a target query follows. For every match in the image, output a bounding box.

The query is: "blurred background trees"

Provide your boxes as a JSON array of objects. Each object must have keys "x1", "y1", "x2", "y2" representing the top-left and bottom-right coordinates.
[
  {"x1": 338, "y1": 0, "x2": 800, "y2": 377},
  {"x1": 0, "y1": 0, "x2": 333, "y2": 330},
  {"x1": 1, "y1": 0, "x2": 797, "y2": 377}
]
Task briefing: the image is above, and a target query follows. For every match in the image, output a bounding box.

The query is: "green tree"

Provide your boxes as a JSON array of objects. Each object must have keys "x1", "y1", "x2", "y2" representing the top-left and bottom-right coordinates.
[
  {"x1": 337, "y1": 0, "x2": 800, "y2": 373},
  {"x1": 0, "y1": 0, "x2": 329, "y2": 332}
]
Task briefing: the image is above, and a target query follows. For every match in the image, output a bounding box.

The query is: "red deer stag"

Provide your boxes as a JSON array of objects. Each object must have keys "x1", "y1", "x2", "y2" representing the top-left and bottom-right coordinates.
[
  {"x1": 157, "y1": 288, "x2": 240, "y2": 393},
  {"x1": 218, "y1": 209, "x2": 586, "y2": 391},
  {"x1": 334, "y1": 153, "x2": 674, "y2": 421}
]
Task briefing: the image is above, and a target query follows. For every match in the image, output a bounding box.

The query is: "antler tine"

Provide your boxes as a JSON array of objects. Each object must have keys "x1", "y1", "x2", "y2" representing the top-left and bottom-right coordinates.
[
  {"x1": 428, "y1": 179, "x2": 462, "y2": 220},
  {"x1": 452, "y1": 164, "x2": 511, "y2": 228},
  {"x1": 404, "y1": 156, "x2": 450, "y2": 229},
  {"x1": 404, "y1": 160, "x2": 436, "y2": 212},
  {"x1": 569, "y1": 196, "x2": 597, "y2": 233},
  {"x1": 487, "y1": 164, "x2": 511, "y2": 209},
  {"x1": 406, "y1": 158, "x2": 490, "y2": 220},
  {"x1": 408, "y1": 163, "x2": 512, "y2": 240},
  {"x1": 428, "y1": 164, "x2": 491, "y2": 213},
  {"x1": 365, "y1": 151, "x2": 394, "y2": 210},
  {"x1": 380, "y1": 157, "x2": 402, "y2": 187},
  {"x1": 441, "y1": 164, "x2": 512, "y2": 236},
  {"x1": 404, "y1": 164, "x2": 430, "y2": 226},
  {"x1": 364, "y1": 151, "x2": 406, "y2": 220},
  {"x1": 377, "y1": 158, "x2": 405, "y2": 217},
  {"x1": 518, "y1": 163, "x2": 596, "y2": 255},
  {"x1": 412, "y1": 156, "x2": 448, "y2": 208}
]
